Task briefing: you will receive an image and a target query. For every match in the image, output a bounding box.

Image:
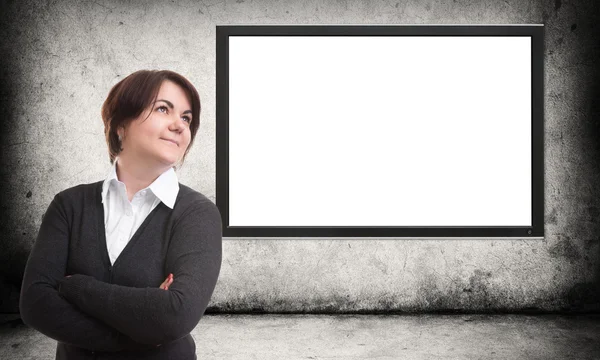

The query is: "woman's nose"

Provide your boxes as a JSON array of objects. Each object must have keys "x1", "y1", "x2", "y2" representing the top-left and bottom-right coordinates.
[{"x1": 170, "y1": 114, "x2": 185, "y2": 131}]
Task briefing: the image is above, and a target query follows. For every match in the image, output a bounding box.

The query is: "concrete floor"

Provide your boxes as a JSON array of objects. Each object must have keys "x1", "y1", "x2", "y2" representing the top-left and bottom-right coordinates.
[{"x1": 1, "y1": 314, "x2": 599, "y2": 359}]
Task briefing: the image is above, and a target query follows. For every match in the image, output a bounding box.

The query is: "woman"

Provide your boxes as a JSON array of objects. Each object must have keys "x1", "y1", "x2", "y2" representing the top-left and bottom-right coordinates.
[{"x1": 19, "y1": 70, "x2": 222, "y2": 359}]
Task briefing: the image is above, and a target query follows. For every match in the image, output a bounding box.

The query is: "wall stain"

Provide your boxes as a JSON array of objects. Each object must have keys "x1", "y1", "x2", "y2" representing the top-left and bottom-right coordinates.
[
  {"x1": 564, "y1": 282, "x2": 600, "y2": 311},
  {"x1": 412, "y1": 270, "x2": 500, "y2": 312},
  {"x1": 587, "y1": 206, "x2": 599, "y2": 221},
  {"x1": 548, "y1": 236, "x2": 581, "y2": 262},
  {"x1": 583, "y1": 237, "x2": 599, "y2": 250},
  {"x1": 546, "y1": 207, "x2": 558, "y2": 225},
  {"x1": 368, "y1": 255, "x2": 388, "y2": 275},
  {"x1": 463, "y1": 270, "x2": 494, "y2": 308}
]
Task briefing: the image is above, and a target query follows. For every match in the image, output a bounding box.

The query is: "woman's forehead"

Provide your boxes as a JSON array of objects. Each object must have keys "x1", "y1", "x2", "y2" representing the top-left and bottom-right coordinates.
[{"x1": 156, "y1": 81, "x2": 191, "y2": 107}]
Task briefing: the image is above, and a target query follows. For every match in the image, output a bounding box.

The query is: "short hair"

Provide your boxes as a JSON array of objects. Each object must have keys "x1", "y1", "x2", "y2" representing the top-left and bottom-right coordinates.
[{"x1": 101, "y1": 69, "x2": 201, "y2": 168}]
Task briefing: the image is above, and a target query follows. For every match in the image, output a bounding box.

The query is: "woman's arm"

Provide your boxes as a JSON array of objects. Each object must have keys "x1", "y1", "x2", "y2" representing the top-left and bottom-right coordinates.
[
  {"x1": 19, "y1": 193, "x2": 156, "y2": 352},
  {"x1": 57, "y1": 201, "x2": 223, "y2": 345}
]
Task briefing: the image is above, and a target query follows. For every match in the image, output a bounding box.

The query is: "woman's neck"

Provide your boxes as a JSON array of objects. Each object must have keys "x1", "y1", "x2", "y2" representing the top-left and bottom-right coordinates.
[{"x1": 115, "y1": 155, "x2": 171, "y2": 202}]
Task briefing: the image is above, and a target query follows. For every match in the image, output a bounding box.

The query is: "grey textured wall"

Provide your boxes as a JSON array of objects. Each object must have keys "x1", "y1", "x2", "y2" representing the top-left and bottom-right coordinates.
[{"x1": 1, "y1": 0, "x2": 599, "y2": 314}]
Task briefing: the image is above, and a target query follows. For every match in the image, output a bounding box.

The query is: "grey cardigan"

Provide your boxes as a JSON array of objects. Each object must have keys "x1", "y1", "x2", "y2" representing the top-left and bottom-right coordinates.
[{"x1": 19, "y1": 181, "x2": 222, "y2": 359}]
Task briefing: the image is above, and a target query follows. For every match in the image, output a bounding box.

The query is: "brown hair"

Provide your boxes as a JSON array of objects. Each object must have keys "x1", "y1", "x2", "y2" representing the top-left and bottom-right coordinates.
[{"x1": 101, "y1": 69, "x2": 201, "y2": 169}]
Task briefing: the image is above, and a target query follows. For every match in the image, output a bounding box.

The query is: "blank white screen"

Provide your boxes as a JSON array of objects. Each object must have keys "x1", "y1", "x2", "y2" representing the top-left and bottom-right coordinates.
[{"x1": 228, "y1": 36, "x2": 531, "y2": 226}]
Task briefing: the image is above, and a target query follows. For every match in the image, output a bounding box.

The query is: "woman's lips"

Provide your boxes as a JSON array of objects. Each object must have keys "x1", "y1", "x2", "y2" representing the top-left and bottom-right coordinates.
[{"x1": 162, "y1": 138, "x2": 179, "y2": 146}]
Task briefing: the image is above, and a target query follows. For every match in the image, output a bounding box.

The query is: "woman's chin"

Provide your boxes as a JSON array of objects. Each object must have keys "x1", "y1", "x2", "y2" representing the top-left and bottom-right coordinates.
[{"x1": 151, "y1": 156, "x2": 179, "y2": 168}]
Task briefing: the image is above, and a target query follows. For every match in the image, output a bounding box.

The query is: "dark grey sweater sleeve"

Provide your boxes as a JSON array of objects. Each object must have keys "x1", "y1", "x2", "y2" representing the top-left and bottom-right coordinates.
[
  {"x1": 19, "y1": 194, "x2": 154, "y2": 352},
  {"x1": 57, "y1": 201, "x2": 223, "y2": 345}
]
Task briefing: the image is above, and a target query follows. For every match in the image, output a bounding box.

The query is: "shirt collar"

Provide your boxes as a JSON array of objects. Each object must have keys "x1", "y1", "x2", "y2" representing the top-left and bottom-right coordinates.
[{"x1": 101, "y1": 157, "x2": 179, "y2": 209}]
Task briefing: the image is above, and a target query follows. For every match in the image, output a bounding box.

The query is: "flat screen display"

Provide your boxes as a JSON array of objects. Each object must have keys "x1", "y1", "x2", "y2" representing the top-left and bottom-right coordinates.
[{"x1": 216, "y1": 25, "x2": 544, "y2": 238}]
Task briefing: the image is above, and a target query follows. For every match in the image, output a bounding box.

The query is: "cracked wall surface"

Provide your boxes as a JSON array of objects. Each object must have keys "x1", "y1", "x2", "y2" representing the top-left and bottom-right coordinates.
[{"x1": 1, "y1": 0, "x2": 599, "y2": 313}]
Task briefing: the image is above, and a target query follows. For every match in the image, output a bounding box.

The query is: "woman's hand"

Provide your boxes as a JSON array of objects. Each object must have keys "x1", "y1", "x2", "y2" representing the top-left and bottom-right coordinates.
[
  {"x1": 159, "y1": 273, "x2": 173, "y2": 290},
  {"x1": 156, "y1": 274, "x2": 173, "y2": 348}
]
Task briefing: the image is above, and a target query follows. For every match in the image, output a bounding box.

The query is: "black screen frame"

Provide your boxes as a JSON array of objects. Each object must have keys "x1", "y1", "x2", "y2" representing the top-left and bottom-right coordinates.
[{"x1": 216, "y1": 25, "x2": 544, "y2": 238}]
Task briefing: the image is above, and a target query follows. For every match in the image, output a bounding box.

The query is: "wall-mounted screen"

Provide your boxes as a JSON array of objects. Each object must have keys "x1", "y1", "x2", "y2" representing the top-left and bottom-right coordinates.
[{"x1": 216, "y1": 25, "x2": 544, "y2": 238}]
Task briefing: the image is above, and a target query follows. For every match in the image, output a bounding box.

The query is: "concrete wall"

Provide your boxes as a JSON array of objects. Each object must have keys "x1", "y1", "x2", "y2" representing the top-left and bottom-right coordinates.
[{"x1": 1, "y1": 0, "x2": 599, "y2": 314}]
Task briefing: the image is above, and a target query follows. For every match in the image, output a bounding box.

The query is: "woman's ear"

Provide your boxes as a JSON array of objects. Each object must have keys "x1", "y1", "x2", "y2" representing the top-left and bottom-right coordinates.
[{"x1": 117, "y1": 126, "x2": 125, "y2": 151}]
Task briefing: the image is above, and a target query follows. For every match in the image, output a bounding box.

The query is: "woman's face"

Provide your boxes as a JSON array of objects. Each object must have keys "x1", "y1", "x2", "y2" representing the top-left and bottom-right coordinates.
[{"x1": 119, "y1": 80, "x2": 193, "y2": 168}]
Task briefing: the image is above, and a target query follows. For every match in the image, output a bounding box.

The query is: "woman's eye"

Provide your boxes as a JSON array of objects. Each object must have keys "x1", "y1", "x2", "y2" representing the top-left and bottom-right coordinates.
[{"x1": 157, "y1": 105, "x2": 189, "y2": 124}]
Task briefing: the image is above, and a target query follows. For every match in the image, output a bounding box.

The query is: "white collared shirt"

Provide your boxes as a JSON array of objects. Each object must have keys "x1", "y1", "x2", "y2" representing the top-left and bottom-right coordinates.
[{"x1": 101, "y1": 158, "x2": 179, "y2": 265}]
